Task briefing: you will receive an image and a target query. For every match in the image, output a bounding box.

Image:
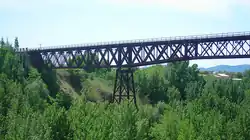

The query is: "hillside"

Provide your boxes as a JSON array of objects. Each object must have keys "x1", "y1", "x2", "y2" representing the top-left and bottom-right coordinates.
[
  {"x1": 56, "y1": 69, "x2": 113, "y2": 102},
  {"x1": 199, "y1": 64, "x2": 250, "y2": 72},
  {"x1": 2, "y1": 38, "x2": 250, "y2": 139}
]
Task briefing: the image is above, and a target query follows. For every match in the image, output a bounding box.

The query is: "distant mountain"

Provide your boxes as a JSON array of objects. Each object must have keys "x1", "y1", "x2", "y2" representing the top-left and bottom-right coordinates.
[{"x1": 199, "y1": 65, "x2": 250, "y2": 73}]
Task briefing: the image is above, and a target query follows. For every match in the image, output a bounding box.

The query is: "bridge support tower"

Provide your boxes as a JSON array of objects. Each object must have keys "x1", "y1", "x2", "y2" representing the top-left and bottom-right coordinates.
[{"x1": 112, "y1": 68, "x2": 137, "y2": 106}]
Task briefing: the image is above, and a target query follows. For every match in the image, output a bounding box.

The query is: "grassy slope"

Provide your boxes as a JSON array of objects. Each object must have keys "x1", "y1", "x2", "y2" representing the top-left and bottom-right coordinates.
[
  {"x1": 85, "y1": 77, "x2": 113, "y2": 101},
  {"x1": 56, "y1": 69, "x2": 113, "y2": 101},
  {"x1": 202, "y1": 74, "x2": 217, "y2": 81},
  {"x1": 56, "y1": 70, "x2": 79, "y2": 99}
]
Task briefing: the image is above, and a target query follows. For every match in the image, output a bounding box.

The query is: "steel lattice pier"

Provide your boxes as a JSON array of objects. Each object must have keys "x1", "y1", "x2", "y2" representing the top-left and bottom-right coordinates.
[{"x1": 112, "y1": 68, "x2": 137, "y2": 105}]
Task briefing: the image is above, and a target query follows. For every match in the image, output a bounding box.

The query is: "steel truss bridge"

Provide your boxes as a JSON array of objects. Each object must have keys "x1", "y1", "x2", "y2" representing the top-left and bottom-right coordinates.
[{"x1": 19, "y1": 31, "x2": 250, "y2": 106}]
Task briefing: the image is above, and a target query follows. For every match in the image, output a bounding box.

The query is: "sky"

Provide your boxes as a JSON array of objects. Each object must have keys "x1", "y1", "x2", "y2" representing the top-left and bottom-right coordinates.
[{"x1": 1, "y1": 0, "x2": 250, "y2": 68}]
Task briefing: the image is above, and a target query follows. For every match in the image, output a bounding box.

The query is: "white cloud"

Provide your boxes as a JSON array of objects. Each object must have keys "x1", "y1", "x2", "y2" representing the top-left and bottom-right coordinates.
[
  {"x1": 103, "y1": 0, "x2": 246, "y2": 16},
  {"x1": 1, "y1": 0, "x2": 247, "y2": 16},
  {"x1": 0, "y1": 0, "x2": 51, "y2": 9},
  {"x1": 0, "y1": 0, "x2": 85, "y2": 11},
  {"x1": 1, "y1": 0, "x2": 248, "y2": 14}
]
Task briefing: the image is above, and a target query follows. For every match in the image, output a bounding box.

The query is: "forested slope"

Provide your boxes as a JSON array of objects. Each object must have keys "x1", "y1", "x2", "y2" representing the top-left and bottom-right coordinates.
[{"x1": 1, "y1": 38, "x2": 250, "y2": 139}]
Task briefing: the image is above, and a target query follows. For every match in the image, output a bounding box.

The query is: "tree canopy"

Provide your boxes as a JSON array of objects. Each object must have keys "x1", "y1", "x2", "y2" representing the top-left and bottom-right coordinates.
[{"x1": 0, "y1": 38, "x2": 250, "y2": 139}]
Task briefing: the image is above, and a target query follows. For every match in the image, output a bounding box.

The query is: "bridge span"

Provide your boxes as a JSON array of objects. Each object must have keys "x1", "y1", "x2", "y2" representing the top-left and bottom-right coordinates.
[
  {"x1": 20, "y1": 31, "x2": 250, "y2": 69},
  {"x1": 19, "y1": 31, "x2": 250, "y2": 106}
]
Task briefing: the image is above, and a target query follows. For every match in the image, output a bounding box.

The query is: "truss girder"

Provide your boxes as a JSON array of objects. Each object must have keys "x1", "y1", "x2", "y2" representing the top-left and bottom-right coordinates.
[{"x1": 31, "y1": 39, "x2": 250, "y2": 68}]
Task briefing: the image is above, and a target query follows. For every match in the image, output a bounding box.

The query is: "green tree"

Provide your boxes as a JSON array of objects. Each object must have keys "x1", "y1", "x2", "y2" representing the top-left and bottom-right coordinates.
[
  {"x1": 0, "y1": 37, "x2": 4, "y2": 47},
  {"x1": 165, "y1": 61, "x2": 205, "y2": 100},
  {"x1": 14, "y1": 37, "x2": 19, "y2": 50}
]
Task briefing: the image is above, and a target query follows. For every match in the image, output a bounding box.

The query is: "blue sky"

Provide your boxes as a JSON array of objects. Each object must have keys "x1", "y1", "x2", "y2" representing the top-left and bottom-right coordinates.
[{"x1": 1, "y1": 0, "x2": 250, "y2": 68}]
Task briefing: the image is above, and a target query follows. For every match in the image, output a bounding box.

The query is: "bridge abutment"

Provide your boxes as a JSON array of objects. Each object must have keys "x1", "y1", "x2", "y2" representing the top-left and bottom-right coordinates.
[{"x1": 29, "y1": 52, "x2": 45, "y2": 71}]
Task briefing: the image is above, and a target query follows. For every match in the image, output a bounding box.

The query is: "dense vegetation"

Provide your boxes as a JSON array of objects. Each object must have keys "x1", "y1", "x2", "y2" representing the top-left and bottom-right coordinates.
[{"x1": 1, "y1": 38, "x2": 250, "y2": 140}]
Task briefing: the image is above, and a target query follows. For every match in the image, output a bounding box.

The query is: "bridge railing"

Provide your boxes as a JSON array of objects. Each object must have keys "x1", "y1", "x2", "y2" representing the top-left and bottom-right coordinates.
[{"x1": 18, "y1": 31, "x2": 250, "y2": 52}]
